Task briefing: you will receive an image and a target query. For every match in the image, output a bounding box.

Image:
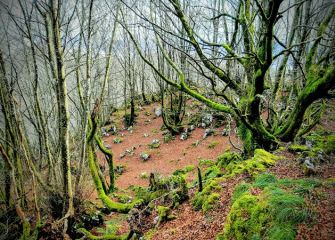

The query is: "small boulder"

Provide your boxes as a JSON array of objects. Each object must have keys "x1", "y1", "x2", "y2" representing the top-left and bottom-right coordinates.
[
  {"x1": 203, "y1": 128, "x2": 214, "y2": 139},
  {"x1": 180, "y1": 131, "x2": 188, "y2": 141},
  {"x1": 154, "y1": 107, "x2": 162, "y2": 117},
  {"x1": 222, "y1": 128, "x2": 230, "y2": 136},
  {"x1": 108, "y1": 125, "x2": 117, "y2": 135},
  {"x1": 140, "y1": 152, "x2": 150, "y2": 161},
  {"x1": 302, "y1": 158, "x2": 316, "y2": 175}
]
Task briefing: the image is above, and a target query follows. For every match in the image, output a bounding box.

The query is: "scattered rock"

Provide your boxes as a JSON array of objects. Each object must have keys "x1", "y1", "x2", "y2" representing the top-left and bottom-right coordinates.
[
  {"x1": 102, "y1": 132, "x2": 110, "y2": 137},
  {"x1": 203, "y1": 128, "x2": 214, "y2": 139},
  {"x1": 114, "y1": 165, "x2": 125, "y2": 174},
  {"x1": 119, "y1": 153, "x2": 126, "y2": 159},
  {"x1": 108, "y1": 125, "x2": 117, "y2": 135},
  {"x1": 140, "y1": 152, "x2": 150, "y2": 161},
  {"x1": 105, "y1": 144, "x2": 111, "y2": 149},
  {"x1": 303, "y1": 158, "x2": 316, "y2": 175},
  {"x1": 188, "y1": 125, "x2": 195, "y2": 132},
  {"x1": 180, "y1": 131, "x2": 188, "y2": 141},
  {"x1": 154, "y1": 107, "x2": 162, "y2": 117},
  {"x1": 153, "y1": 215, "x2": 160, "y2": 225},
  {"x1": 144, "y1": 119, "x2": 151, "y2": 125},
  {"x1": 149, "y1": 139, "x2": 160, "y2": 149},
  {"x1": 201, "y1": 113, "x2": 213, "y2": 127},
  {"x1": 143, "y1": 133, "x2": 149, "y2": 138},
  {"x1": 222, "y1": 128, "x2": 230, "y2": 136}
]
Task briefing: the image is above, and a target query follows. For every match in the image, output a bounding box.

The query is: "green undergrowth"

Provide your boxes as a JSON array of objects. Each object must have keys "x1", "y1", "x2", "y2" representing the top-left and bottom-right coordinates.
[
  {"x1": 304, "y1": 133, "x2": 335, "y2": 155},
  {"x1": 192, "y1": 178, "x2": 223, "y2": 212},
  {"x1": 224, "y1": 149, "x2": 280, "y2": 177},
  {"x1": 131, "y1": 173, "x2": 188, "y2": 208},
  {"x1": 216, "y1": 174, "x2": 321, "y2": 240},
  {"x1": 192, "y1": 149, "x2": 280, "y2": 212}
]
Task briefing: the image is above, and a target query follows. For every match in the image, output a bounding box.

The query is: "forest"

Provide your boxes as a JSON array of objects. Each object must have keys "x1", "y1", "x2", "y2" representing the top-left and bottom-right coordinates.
[{"x1": 0, "y1": 0, "x2": 334, "y2": 239}]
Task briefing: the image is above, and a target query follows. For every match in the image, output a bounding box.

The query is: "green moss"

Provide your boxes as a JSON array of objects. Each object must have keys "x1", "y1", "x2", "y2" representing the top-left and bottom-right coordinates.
[
  {"x1": 324, "y1": 177, "x2": 335, "y2": 187},
  {"x1": 225, "y1": 149, "x2": 279, "y2": 177},
  {"x1": 132, "y1": 174, "x2": 188, "y2": 207},
  {"x1": 202, "y1": 193, "x2": 220, "y2": 212},
  {"x1": 144, "y1": 229, "x2": 157, "y2": 240},
  {"x1": 223, "y1": 194, "x2": 268, "y2": 240},
  {"x1": 231, "y1": 182, "x2": 251, "y2": 202},
  {"x1": 199, "y1": 159, "x2": 215, "y2": 167},
  {"x1": 208, "y1": 141, "x2": 219, "y2": 149},
  {"x1": 22, "y1": 220, "x2": 31, "y2": 240},
  {"x1": 288, "y1": 144, "x2": 310, "y2": 153},
  {"x1": 192, "y1": 179, "x2": 222, "y2": 212},
  {"x1": 204, "y1": 165, "x2": 223, "y2": 180},
  {"x1": 217, "y1": 151, "x2": 243, "y2": 167},
  {"x1": 217, "y1": 174, "x2": 318, "y2": 240},
  {"x1": 305, "y1": 134, "x2": 335, "y2": 154},
  {"x1": 114, "y1": 193, "x2": 132, "y2": 204},
  {"x1": 172, "y1": 165, "x2": 195, "y2": 175},
  {"x1": 87, "y1": 145, "x2": 136, "y2": 213},
  {"x1": 163, "y1": 133, "x2": 174, "y2": 143}
]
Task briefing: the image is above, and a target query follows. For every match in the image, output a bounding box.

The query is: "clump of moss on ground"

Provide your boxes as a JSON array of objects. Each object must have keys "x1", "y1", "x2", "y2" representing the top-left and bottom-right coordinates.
[
  {"x1": 131, "y1": 173, "x2": 188, "y2": 208},
  {"x1": 224, "y1": 149, "x2": 280, "y2": 177},
  {"x1": 216, "y1": 174, "x2": 320, "y2": 240},
  {"x1": 192, "y1": 178, "x2": 223, "y2": 212}
]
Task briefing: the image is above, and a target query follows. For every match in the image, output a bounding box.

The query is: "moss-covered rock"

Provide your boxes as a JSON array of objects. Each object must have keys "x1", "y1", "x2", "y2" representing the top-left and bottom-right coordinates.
[
  {"x1": 288, "y1": 144, "x2": 310, "y2": 153},
  {"x1": 304, "y1": 133, "x2": 335, "y2": 154},
  {"x1": 192, "y1": 179, "x2": 222, "y2": 212},
  {"x1": 217, "y1": 174, "x2": 320, "y2": 240},
  {"x1": 132, "y1": 174, "x2": 188, "y2": 208},
  {"x1": 225, "y1": 149, "x2": 280, "y2": 177},
  {"x1": 157, "y1": 205, "x2": 176, "y2": 223},
  {"x1": 217, "y1": 151, "x2": 243, "y2": 167}
]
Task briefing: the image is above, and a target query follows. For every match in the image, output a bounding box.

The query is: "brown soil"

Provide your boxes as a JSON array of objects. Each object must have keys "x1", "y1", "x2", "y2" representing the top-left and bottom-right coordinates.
[{"x1": 100, "y1": 103, "x2": 238, "y2": 189}]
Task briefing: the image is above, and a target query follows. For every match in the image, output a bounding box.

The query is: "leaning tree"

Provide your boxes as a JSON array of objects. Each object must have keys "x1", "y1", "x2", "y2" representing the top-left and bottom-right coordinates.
[{"x1": 122, "y1": 0, "x2": 335, "y2": 152}]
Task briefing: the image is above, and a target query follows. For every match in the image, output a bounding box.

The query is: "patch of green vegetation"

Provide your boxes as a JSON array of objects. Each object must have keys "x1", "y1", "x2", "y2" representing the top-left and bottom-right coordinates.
[
  {"x1": 140, "y1": 172, "x2": 149, "y2": 179},
  {"x1": 288, "y1": 144, "x2": 310, "y2": 153},
  {"x1": 204, "y1": 165, "x2": 223, "y2": 180},
  {"x1": 113, "y1": 137, "x2": 123, "y2": 144},
  {"x1": 304, "y1": 133, "x2": 335, "y2": 154},
  {"x1": 199, "y1": 159, "x2": 215, "y2": 167},
  {"x1": 163, "y1": 133, "x2": 174, "y2": 143},
  {"x1": 131, "y1": 174, "x2": 188, "y2": 208},
  {"x1": 217, "y1": 151, "x2": 243, "y2": 167},
  {"x1": 217, "y1": 174, "x2": 320, "y2": 240},
  {"x1": 324, "y1": 177, "x2": 335, "y2": 187},
  {"x1": 114, "y1": 193, "x2": 132, "y2": 204},
  {"x1": 192, "y1": 179, "x2": 222, "y2": 212},
  {"x1": 208, "y1": 140, "x2": 219, "y2": 149},
  {"x1": 94, "y1": 214, "x2": 128, "y2": 238},
  {"x1": 224, "y1": 149, "x2": 280, "y2": 177},
  {"x1": 237, "y1": 121, "x2": 255, "y2": 154},
  {"x1": 157, "y1": 205, "x2": 176, "y2": 224},
  {"x1": 144, "y1": 229, "x2": 157, "y2": 240},
  {"x1": 151, "y1": 129, "x2": 159, "y2": 134},
  {"x1": 172, "y1": 165, "x2": 195, "y2": 175},
  {"x1": 148, "y1": 140, "x2": 160, "y2": 149}
]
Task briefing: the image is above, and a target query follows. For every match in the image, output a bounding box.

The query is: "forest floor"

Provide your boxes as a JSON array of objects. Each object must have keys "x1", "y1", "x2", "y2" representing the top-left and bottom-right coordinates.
[{"x1": 82, "y1": 99, "x2": 335, "y2": 240}]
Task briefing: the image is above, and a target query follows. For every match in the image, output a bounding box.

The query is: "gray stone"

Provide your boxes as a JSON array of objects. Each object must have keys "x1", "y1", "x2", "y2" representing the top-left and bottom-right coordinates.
[
  {"x1": 180, "y1": 132, "x2": 188, "y2": 140},
  {"x1": 140, "y1": 152, "x2": 150, "y2": 161},
  {"x1": 188, "y1": 125, "x2": 195, "y2": 131},
  {"x1": 222, "y1": 128, "x2": 230, "y2": 136},
  {"x1": 203, "y1": 128, "x2": 214, "y2": 139},
  {"x1": 154, "y1": 107, "x2": 162, "y2": 117}
]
